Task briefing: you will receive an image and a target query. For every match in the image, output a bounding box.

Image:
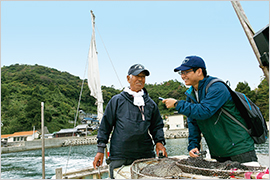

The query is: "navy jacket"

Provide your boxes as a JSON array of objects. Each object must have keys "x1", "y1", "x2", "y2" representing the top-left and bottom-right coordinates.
[{"x1": 97, "y1": 88, "x2": 165, "y2": 160}]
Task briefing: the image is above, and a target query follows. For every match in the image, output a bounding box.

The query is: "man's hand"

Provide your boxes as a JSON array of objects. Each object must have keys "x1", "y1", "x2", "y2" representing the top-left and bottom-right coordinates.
[
  {"x1": 93, "y1": 152, "x2": 104, "y2": 169},
  {"x1": 189, "y1": 148, "x2": 200, "y2": 158},
  {"x1": 155, "y1": 142, "x2": 168, "y2": 157},
  {"x1": 162, "y1": 98, "x2": 177, "y2": 109}
]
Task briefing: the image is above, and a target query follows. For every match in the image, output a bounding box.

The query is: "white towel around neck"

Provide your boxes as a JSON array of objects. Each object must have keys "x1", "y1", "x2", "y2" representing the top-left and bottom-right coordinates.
[{"x1": 124, "y1": 87, "x2": 145, "y2": 106}]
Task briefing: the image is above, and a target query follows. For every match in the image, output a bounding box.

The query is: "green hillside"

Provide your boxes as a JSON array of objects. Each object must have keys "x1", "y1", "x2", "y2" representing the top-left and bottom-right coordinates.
[{"x1": 1, "y1": 64, "x2": 268, "y2": 134}]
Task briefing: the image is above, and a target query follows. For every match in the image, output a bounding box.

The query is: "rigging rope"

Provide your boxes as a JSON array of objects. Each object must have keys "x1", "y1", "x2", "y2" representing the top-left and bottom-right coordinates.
[
  {"x1": 96, "y1": 26, "x2": 123, "y2": 89},
  {"x1": 64, "y1": 59, "x2": 88, "y2": 174},
  {"x1": 65, "y1": 11, "x2": 123, "y2": 174}
]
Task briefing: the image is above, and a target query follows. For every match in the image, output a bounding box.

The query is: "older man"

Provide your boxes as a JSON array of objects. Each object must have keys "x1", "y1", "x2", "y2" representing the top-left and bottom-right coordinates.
[{"x1": 93, "y1": 64, "x2": 167, "y2": 178}]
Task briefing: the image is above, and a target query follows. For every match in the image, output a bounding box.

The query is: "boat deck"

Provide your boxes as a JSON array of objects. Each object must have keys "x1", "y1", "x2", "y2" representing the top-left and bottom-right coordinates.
[
  {"x1": 51, "y1": 154, "x2": 269, "y2": 179},
  {"x1": 114, "y1": 155, "x2": 219, "y2": 179}
]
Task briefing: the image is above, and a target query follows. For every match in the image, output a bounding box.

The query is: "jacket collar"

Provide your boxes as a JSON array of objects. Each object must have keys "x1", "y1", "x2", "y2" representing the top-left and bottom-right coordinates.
[
  {"x1": 121, "y1": 87, "x2": 150, "y2": 103},
  {"x1": 197, "y1": 76, "x2": 209, "y2": 91},
  {"x1": 186, "y1": 76, "x2": 209, "y2": 95},
  {"x1": 185, "y1": 76, "x2": 215, "y2": 102}
]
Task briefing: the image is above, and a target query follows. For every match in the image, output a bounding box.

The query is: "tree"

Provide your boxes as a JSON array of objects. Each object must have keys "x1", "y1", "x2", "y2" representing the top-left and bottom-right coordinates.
[
  {"x1": 25, "y1": 99, "x2": 41, "y2": 129},
  {"x1": 255, "y1": 78, "x2": 269, "y2": 121},
  {"x1": 235, "y1": 81, "x2": 256, "y2": 102},
  {"x1": 1, "y1": 64, "x2": 268, "y2": 135}
]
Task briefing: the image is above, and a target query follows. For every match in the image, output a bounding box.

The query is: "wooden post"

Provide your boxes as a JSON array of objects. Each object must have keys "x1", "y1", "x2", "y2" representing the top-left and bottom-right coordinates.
[
  {"x1": 41, "y1": 102, "x2": 45, "y2": 179},
  {"x1": 231, "y1": 1, "x2": 269, "y2": 83},
  {"x1": 55, "y1": 168, "x2": 63, "y2": 179}
]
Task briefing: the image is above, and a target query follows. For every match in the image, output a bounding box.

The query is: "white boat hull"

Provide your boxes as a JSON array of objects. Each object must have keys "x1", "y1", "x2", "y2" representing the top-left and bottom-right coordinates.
[{"x1": 51, "y1": 154, "x2": 269, "y2": 179}]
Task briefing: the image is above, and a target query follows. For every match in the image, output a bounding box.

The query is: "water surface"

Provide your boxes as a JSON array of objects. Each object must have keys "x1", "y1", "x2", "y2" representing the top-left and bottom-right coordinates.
[{"x1": 1, "y1": 138, "x2": 268, "y2": 179}]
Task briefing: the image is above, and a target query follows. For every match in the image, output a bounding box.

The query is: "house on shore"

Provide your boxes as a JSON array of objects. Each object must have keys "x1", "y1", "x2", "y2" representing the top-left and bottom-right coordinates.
[
  {"x1": 165, "y1": 113, "x2": 187, "y2": 130},
  {"x1": 53, "y1": 123, "x2": 99, "y2": 138},
  {"x1": 1, "y1": 130, "x2": 39, "y2": 143},
  {"x1": 53, "y1": 128, "x2": 80, "y2": 138},
  {"x1": 81, "y1": 117, "x2": 99, "y2": 125}
]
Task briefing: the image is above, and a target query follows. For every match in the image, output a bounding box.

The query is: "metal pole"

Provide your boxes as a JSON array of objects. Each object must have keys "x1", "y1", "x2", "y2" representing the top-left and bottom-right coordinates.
[
  {"x1": 231, "y1": 1, "x2": 269, "y2": 83},
  {"x1": 41, "y1": 102, "x2": 45, "y2": 179}
]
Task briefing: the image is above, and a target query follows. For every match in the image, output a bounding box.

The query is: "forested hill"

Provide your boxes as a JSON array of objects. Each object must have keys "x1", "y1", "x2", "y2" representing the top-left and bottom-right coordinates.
[{"x1": 1, "y1": 64, "x2": 268, "y2": 134}]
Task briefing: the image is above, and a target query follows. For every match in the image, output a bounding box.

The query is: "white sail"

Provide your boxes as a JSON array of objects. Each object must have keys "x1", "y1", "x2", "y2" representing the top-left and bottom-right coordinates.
[{"x1": 87, "y1": 11, "x2": 103, "y2": 122}]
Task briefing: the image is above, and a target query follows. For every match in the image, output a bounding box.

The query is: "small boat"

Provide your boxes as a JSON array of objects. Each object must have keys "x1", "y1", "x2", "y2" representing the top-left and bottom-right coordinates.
[
  {"x1": 51, "y1": 5, "x2": 270, "y2": 179},
  {"x1": 51, "y1": 165, "x2": 109, "y2": 179},
  {"x1": 51, "y1": 155, "x2": 269, "y2": 179}
]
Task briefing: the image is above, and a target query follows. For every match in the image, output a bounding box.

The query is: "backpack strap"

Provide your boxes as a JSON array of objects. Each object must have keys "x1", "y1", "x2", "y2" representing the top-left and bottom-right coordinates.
[
  {"x1": 205, "y1": 78, "x2": 252, "y2": 135},
  {"x1": 220, "y1": 108, "x2": 252, "y2": 134},
  {"x1": 205, "y1": 78, "x2": 224, "y2": 94}
]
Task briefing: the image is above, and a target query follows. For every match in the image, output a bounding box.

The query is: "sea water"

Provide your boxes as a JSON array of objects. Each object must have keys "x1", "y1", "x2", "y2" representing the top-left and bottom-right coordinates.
[{"x1": 1, "y1": 138, "x2": 269, "y2": 179}]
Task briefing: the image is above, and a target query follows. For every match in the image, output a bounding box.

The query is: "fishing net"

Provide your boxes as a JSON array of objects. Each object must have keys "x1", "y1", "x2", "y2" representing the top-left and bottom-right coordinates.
[
  {"x1": 131, "y1": 158, "x2": 183, "y2": 179},
  {"x1": 131, "y1": 157, "x2": 267, "y2": 179},
  {"x1": 176, "y1": 157, "x2": 266, "y2": 178}
]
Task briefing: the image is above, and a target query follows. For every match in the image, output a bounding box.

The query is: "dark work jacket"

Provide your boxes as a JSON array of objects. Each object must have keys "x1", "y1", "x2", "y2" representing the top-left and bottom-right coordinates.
[{"x1": 97, "y1": 88, "x2": 165, "y2": 160}]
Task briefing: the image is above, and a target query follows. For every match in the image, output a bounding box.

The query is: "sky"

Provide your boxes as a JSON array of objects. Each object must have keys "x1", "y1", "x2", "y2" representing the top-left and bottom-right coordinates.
[{"x1": 1, "y1": 1, "x2": 269, "y2": 91}]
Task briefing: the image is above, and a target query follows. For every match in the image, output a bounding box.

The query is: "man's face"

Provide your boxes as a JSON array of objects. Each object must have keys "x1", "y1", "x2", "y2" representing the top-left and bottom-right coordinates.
[
  {"x1": 180, "y1": 68, "x2": 199, "y2": 86},
  {"x1": 127, "y1": 72, "x2": 146, "y2": 92}
]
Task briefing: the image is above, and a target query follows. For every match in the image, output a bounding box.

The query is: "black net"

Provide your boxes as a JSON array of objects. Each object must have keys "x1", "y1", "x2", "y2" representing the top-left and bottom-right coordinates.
[
  {"x1": 131, "y1": 158, "x2": 184, "y2": 179},
  {"x1": 131, "y1": 157, "x2": 267, "y2": 179},
  {"x1": 176, "y1": 157, "x2": 266, "y2": 178},
  {"x1": 140, "y1": 158, "x2": 183, "y2": 178}
]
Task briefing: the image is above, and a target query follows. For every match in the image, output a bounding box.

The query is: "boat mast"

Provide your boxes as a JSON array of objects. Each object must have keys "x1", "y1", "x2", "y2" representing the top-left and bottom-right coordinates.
[
  {"x1": 88, "y1": 10, "x2": 104, "y2": 123},
  {"x1": 231, "y1": 1, "x2": 269, "y2": 83}
]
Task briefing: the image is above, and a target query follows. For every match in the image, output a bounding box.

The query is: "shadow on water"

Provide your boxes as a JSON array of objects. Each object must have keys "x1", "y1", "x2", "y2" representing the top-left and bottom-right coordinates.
[{"x1": 1, "y1": 137, "x2": 269, "y2": 179}]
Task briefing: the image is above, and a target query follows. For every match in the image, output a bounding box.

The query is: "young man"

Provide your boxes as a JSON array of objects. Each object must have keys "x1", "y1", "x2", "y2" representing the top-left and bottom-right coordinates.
[
  {"x1": 93, "y1": 64, "x2": 167, "y2": 178},
  {"x1": 163, "y1": 55, "x2": 257, "y2": 163}
]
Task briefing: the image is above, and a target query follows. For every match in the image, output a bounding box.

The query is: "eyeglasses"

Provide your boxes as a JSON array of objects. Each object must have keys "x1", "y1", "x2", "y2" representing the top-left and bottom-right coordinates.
[{"x1": 178, "y1": 69, "x2": 193, "y2": 75}]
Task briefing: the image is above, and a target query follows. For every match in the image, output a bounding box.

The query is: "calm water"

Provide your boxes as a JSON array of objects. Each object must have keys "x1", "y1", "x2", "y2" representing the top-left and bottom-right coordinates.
[{"x1": 1, "y1": 138, "x2": 269, "y2": 179}]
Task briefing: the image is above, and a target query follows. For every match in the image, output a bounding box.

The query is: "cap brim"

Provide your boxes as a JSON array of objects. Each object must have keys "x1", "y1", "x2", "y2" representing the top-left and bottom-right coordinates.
[
  {"x1": 131, "y1": 69, "x2": 150, "y2": 76},
  {"x1": 174, "y1": 65, "x2": 191, "y2": 72}
]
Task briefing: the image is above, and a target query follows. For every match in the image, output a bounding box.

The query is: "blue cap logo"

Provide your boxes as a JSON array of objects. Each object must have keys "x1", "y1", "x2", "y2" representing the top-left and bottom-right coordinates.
[
  {"x1": 182, "y1": 58, "x2": 190, "y2": 65},
  {"x1": 174, "y1": 55, "x2": 206, "y2": 72}
]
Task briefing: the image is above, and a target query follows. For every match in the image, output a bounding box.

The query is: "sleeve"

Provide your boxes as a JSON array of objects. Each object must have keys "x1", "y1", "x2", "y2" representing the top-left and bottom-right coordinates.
[
  {"x1": 149, "y1": 102, "x2": 166, "y2": 145},
  {"x1": 175, "y1": 82, "x2": 231, "y2": 120},
  {"x1": 187, "y1": 117, "x2": 202, "y2": 151},
  {"x1": 96, "y1": 96, "x2": 117, "y2": 153}
]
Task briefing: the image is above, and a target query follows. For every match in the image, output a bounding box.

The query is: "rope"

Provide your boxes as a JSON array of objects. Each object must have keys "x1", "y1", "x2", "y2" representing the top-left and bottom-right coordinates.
[
  {"x1": 65, "y1": 10, "x2": 123, "y2": 174},
  {"x1": 64, "y1": 58, "x2": 88, "y2": 174},
  {"x1": 96, "y1": 26, "x2": 123, "y2": 89}
]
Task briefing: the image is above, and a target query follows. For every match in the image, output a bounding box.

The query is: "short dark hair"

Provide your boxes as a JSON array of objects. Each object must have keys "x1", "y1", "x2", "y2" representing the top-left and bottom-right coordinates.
[{"x1": 193, "y1": 67, "x2": 207, "y2": 77}]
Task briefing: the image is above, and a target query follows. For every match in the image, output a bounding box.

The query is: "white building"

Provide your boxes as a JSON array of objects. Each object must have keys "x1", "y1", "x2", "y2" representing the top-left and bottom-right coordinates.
[
  {"x1": 166, "y1": 114, "x2": 185, "y2": 130},
  {"x1": 1, "y1": 130, "x2": 39, "y2": 142}
]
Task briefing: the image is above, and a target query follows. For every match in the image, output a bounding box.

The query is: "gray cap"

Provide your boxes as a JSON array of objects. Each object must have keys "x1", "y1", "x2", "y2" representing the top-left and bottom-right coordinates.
[{"x1": 128, "y1": 64, "x2": 150, "y2": 76}]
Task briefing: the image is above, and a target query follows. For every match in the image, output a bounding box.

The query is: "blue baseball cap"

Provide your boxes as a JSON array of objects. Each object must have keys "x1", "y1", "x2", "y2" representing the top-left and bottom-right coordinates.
[
  {"x1": 128, "y1": 64, "x2": 150, "y2": 76},
  {"x1": 174, "y1": 56, "x2": 206, "y2": 72}
]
